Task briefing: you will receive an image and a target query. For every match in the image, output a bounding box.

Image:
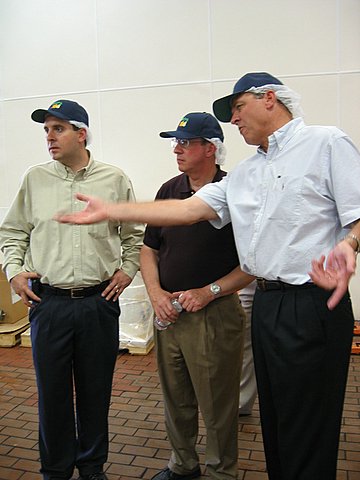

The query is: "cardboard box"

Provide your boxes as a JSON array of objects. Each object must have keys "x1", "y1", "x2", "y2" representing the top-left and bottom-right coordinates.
[{"x1": 0, "y1": 266, "x2": 28, "y2": 324}]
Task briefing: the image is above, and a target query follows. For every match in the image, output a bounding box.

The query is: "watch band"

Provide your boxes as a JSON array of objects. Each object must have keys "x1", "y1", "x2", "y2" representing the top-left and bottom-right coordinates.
[{"x1": 344, "y1": 233, "x2": 360, "y2": 253}]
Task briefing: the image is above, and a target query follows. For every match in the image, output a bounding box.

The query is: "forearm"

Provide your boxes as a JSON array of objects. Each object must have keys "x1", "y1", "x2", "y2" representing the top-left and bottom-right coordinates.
[
  {"x1": 0, "y1": 232, "x2": 30, "y2": 281},
  {"x1": 210, "y1": 266, "x2": 255, "y2": 299},
  {"x1": 176, "y1": 266, "x2": 254, "y2": 313},
  {"x1": 140, "y1": 245, "x2": 162, "y2": 298},
  {"x1": 56, "y1": 193, "x2": 218, "y2": 226},
  {"x1": 0, "y1": 189, "x2": 32, "y2": 280},
  {"x1": 140, "y1": 245, "x2": 179, "y2": 320},
  {"x1": 107, "y1": 197, "x2": 217, "y2": 226},
  {"x1": 119, "y1": 222, "x2": 145, "y2": 279}
]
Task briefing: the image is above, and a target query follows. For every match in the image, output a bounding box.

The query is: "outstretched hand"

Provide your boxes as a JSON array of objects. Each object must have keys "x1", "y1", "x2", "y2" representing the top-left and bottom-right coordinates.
[
  {"x1": 54, "y1": 193, "x2": 109, "y2": 224},
  {"x1": 309, "y1": 241, "x2": 356, "y2": 310}
]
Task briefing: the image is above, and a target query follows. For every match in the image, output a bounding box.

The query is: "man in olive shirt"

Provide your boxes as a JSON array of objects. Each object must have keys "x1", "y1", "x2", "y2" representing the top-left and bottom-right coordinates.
[{"x1": 0, "y1": 100, "x2": 144, "y2": 480}]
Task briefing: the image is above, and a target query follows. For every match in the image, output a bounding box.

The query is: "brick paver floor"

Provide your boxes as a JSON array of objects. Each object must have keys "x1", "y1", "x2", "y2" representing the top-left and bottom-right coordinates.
[{"x1": 0, "y1": 344, "x2": 359, "y2": 480}]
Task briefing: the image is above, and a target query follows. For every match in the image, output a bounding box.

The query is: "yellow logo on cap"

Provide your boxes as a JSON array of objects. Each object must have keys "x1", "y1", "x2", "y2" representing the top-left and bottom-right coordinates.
[
  {"x1": 51, "y1": 102, "x2": 62, "y2": 109},
  {"x1": 178, "y1": 116, "x2": 189, "y2": 128}
]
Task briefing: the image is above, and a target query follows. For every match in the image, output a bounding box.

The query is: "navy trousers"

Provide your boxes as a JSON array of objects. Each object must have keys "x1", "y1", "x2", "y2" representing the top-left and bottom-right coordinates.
[
  {"x1": 29, "y1": 291, "x2": 120, "y2": 480},
  {"x1": 252, "y1": 285, "x2": 354, "y2": 480}
]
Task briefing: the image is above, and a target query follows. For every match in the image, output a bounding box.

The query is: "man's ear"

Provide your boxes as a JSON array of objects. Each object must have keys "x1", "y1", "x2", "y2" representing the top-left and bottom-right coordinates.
[
  {"x1": 205, "y1": 141, "x2": 217, "y2": 157},
  {"x1": 78, "y1": 128, "x2": 87, "y2": 143},
  {"x1": 264, "y1": 90, "x2": 277, "y2": 109}
]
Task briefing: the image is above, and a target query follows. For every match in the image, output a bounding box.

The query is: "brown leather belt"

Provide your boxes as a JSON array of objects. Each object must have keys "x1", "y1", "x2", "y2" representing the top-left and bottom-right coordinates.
[{"x1": 40, "y1": 280, "x2": 110, "y2": 299}]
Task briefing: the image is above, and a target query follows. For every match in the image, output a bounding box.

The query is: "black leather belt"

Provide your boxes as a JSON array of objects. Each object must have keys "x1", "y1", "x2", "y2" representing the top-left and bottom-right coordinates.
[
  {"x1": 40, "y1": 281, "x2": 110, "y2": 299},
  {"x1": 256, "y1": 278, "x2": 315, "y2": 292}
]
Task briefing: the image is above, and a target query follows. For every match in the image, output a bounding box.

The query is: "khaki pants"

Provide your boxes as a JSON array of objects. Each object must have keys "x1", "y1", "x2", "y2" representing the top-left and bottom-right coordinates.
[
  {"x1": 155, "y1": 293, "x2": 245, "y2": 480},
  {"x1": 238, "y1": 287, "x2": 257, "y2": 414}
]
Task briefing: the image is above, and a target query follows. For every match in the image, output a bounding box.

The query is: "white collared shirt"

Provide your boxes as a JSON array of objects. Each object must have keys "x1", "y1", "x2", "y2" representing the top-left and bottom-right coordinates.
[{"x1": 196, "y1": 118, "x2": 360, "y2": 283}]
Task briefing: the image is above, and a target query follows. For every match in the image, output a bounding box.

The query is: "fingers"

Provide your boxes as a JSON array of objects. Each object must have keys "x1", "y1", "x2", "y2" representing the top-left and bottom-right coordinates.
[
  {"x1": 309, "y1": 255, "x2": 352, "y2": 310},
  {"x1": 160, "y1": 298, "x2": 179, "y2": 321},
  {"x1": 326, "y1": 259, "x2": 352, "y2": 310},
  {"x1": 102, "y1": 282, "x2": 123, "y2": 302},
  {"x1": 153, "y1": 306, "x2": 177, "y2": 323},
  {"x1": 309, "y1": 258, "x2": 337, "y2": 290},
  {"x1": 75, "y1": 192, "x2": 91, "y2": 202},
  {"x1": 152, "y1": 294, "x2": 179, "y2": 322},
  {"x1": 10, "y1": 272, "x2": 42, "y2": 307},
  {"x1": 16, "y1": 286, "x2": 40, "y2": 308},
  {"x1": 26, "y1": 272, "x2": 41, "y2": 279},
  {"x1": 26, "y1": 290, "x2": 42, "y2": 307},
  {"x1": 19, "y1": 293, "x2": 34, "y2": 308},
  {"x1": 54, "y1": 194, "x2": 95, "y2": 224},
  {"x1": 326, "y1": 268, "x2": 350, "y2": 309},
  {"x1": 176, "y1": 289, "x2": 209, "y2": 312},
  {"x1": 102, "y1": 271, "x2": 132, "y2": 302},
  {"x1": 327, "y1": 286, "x2": 347, "y2": 310},
  {"x1": 53, "y1": 213, "x2": 76, "y2": 224}
]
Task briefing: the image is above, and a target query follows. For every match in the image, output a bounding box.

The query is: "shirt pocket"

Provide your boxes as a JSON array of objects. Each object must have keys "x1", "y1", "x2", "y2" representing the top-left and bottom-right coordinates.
[
  {"x1": 266, "y1": 175, "x2": 304, "y2": 223},
  {"x1": 87, "y1": 222, "x2": 111, "y2": 239}
]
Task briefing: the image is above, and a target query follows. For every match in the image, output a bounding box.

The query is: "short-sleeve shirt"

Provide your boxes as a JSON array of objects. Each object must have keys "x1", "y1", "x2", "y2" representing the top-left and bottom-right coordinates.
[
  {"x1": 144, "y1": 168, "x2": 239, "y2": 292},
  {"x1": 196, "y1": 118, "x2": 360, "y2": 284}
]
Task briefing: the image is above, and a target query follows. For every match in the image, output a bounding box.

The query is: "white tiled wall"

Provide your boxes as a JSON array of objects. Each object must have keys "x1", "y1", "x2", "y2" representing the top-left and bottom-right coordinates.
[{"x1": 0, "y1": 0, "x2": 359, "y2": 314}]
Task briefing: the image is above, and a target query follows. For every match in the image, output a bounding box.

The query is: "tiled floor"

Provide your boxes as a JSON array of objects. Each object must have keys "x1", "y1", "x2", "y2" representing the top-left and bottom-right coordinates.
[{"x1": 0, "y1": 343, "x2": 359, "y2": 480}]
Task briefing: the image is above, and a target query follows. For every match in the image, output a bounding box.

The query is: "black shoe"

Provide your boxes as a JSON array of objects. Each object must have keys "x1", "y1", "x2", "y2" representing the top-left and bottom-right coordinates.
[
  {"x1": 238, "y1": 408, "x2": 252, "y2": 417},
  {"x1": 78, "y1": 473, "x2": 108, "y2": 480},
  {"x1": 151, "y1": 467, "x2": 201, "y2": 480}
]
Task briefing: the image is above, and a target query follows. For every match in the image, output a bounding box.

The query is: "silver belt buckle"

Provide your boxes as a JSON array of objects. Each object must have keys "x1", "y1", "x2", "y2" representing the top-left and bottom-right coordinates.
[{"x1": 71, "y1": 288, "x2": 85, "y2": 299}]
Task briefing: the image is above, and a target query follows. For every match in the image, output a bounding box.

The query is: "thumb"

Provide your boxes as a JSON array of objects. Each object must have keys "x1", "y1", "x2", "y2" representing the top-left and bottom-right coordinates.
[
  {"x1": 172, "y1": 291, "x2": 184, "y2": 299},
  {"x1": 75, "y1": 192, "x2": 91, "y2": 203},
  {"x1": 25, "y1": 272, "x2": 41, "y2": 279}
]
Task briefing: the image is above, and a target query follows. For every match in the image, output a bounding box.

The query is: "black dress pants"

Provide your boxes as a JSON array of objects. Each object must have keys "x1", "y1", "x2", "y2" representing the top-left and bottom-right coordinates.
[
  {"x1": 29, "y1": 291, "x2": 120, "y2": 480},
  {"x1": 252, "y1": 285, "x2": 353, "y2": 480}
]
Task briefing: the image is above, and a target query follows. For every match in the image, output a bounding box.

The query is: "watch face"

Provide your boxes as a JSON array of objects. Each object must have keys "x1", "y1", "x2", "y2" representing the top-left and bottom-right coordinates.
[{"x1": 211, "y1": 283, "x2": 221, "y2": 295}]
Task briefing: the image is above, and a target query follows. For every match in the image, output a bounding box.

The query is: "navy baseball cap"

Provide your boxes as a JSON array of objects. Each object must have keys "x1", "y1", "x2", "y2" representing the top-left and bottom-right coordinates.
[
  {"x1": 31, "y1": 99, "x2": 89, "y2": 126},
  {"x1": 213, "y1": 72, "x2": 283, "y2": 123},
  {"x1": 160, "y1": 112, "x2": 224, "y2": 142}
]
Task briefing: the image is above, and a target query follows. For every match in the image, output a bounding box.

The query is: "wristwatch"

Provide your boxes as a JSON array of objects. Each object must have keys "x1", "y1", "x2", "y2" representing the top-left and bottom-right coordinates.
[
  {"x1": 210, "y1": 283, "x2": 221, "y2": 295},
  {"x1": 344, "y1": 233, "x2": 360, "y2": 253}
]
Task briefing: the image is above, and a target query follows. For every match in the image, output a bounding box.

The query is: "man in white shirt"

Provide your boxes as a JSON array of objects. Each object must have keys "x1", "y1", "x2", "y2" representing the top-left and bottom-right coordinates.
[
  {"x1": 55, "y1": 73, "x2": 360, "y2": 480},
  {"x1": 206, "y1": 72, "x2": 360, "y2": 480}
]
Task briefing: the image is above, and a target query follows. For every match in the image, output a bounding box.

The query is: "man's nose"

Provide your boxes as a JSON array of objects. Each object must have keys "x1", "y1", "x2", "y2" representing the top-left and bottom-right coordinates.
[
  {"x1": 230, "y1": 112, "x2": 239, "y2": 125},
  {"x1": 46, "y1": 130, "x2": 55, "y2": 141},
  {"x1": 173, "y1": 143, "x2": 183, "y2": 153}
]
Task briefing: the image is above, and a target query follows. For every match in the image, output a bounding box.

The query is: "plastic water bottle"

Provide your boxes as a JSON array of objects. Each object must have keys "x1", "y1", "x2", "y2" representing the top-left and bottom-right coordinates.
[{"x1": 153, "y1": 298, "x2": 183, "y2": 331}]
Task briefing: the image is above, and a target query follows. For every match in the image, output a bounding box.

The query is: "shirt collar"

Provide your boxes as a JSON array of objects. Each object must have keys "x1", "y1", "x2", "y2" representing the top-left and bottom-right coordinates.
[
  {"x1": 179, "y1": 166, "x2": 225, "y2": 195},
  {"x1": 258, "y1": 117, "x2": 305, "y2": 155},
  {"x1": 54, "y1": 151, "x2": 95, "y2": 179}
]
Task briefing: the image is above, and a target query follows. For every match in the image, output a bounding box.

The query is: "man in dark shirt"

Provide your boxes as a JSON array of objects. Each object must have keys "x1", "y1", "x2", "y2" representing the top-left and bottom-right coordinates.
[{"x1": 140, "y1": 112, "x2": 253, "y2": 480}]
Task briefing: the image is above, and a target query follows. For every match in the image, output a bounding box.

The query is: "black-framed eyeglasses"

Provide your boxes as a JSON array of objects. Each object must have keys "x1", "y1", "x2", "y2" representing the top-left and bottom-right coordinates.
[{"x1": 170, "y1": 138, "x2": 204, "y2": 149}]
